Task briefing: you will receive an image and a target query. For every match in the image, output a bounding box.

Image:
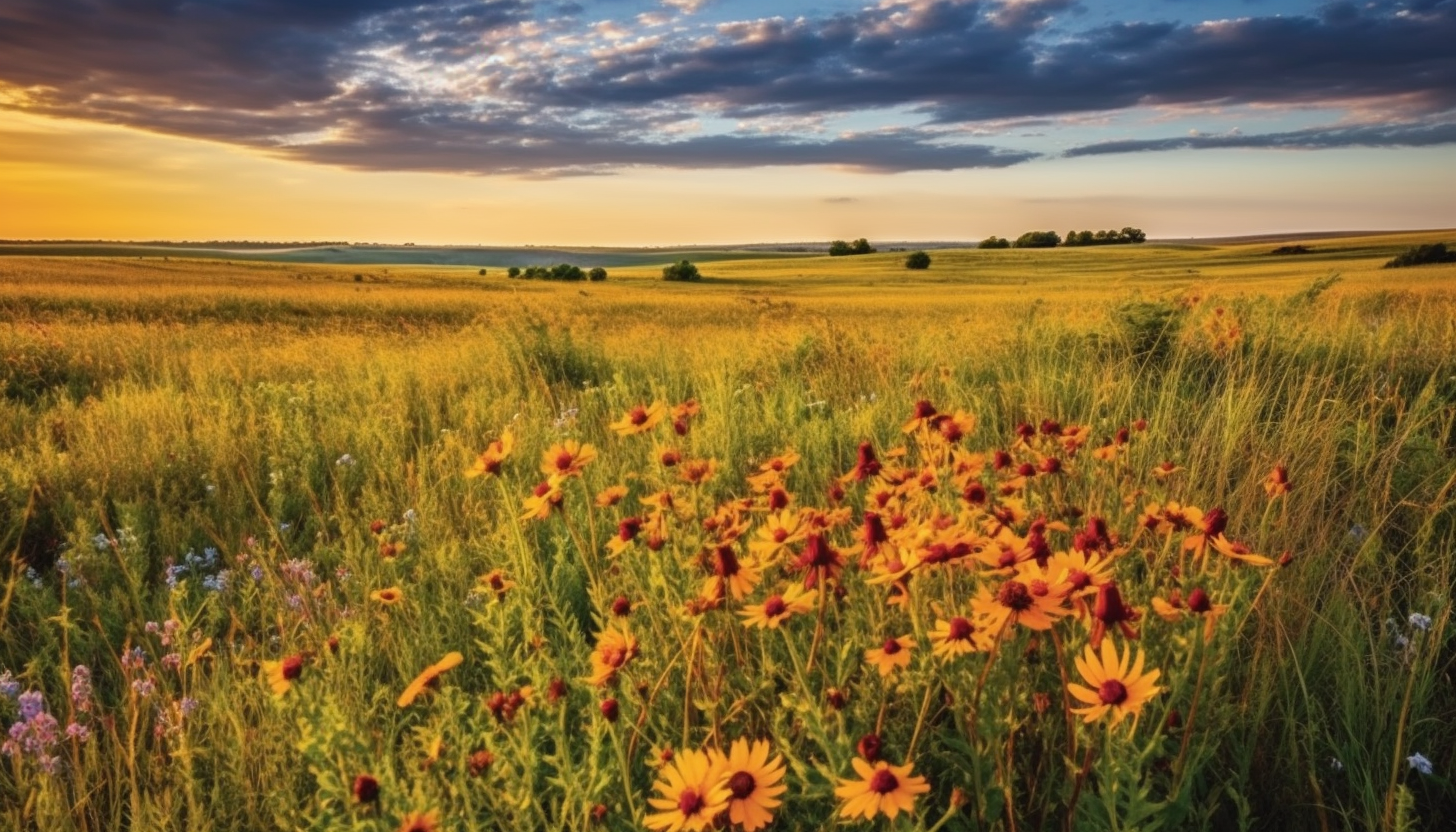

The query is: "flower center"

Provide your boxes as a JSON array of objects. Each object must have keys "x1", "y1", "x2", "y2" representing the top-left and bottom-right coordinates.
[
  {"x1": 555, "y1": 451, "x2": 574, "y2": 471},
  {"x1": 997, "y1": 580, "x2": 1033, "y2": 611},
  {"x1": 1067, "y1": 570, "x2": 1091, "y2": 591},
  {"x1": 763, "y1": 596, "x2": 787, "y2": 618},
  {"x1": 677, "y1": 788, "x2": 704, "y2": 816},
  {"x1": 729, "y1": 771, "x2": 757, "y2": 800},
  {"x1": 1029, "y1": 579, "x2": 1050, "y2": 597},
  {"x1": 1098, "y1": 679, "x2": 1128, "y2": 705},
  {"x1": 947, "y1": 617, "x2": 974, "y2": 641},
  {"x1": 630, "y1": 407, "x2": 649, "y2": 425},
  {"x1": 881, "y1": 638, "x2": 901, "y2": 655},
  {"x1": 282, "y1": 655, "x2": 304, "y2": 680},
  {"x1": 869, "y1": 769, "x2": 900, "y2": 794}
]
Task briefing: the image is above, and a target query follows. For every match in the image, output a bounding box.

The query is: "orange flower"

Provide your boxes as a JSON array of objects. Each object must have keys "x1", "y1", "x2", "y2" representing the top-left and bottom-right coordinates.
[
  {"x1": 1263, "y1": 465, "x2": 1292, "y2": 497},
  {"x1": 397, "y1": 809, "x2": 440, "y2": 832},
  {"x1": 588, "y1": 626, "x2": 638, "y2": 687},
  {"x1": 465, "y1": 428, "x2": 514, "y2": 478},
  {"x1": 261, "y1": 653, "x2": 305, "y2": 697},
  {"x1": 929, "y1": 616, "x2": 993, "y2": 659},
  {"x1": 699, "y1": 545, "x2": 761, "y2": 602},
  {"x1": 1210, "y1": 535, "x2": 1274, "y2": 567},
  {"x1": 610, "y1": 401, "x2": 667, "y2": 436},
  {"x1": 972, "y1": 562, "x2": 1072, "y2": 633},
  {"x1": 738, "y1": 584, "x2": 815, "y2": 629},
  {"x1": 1068, "y1": 640, "x2": 1162, "y2": 726},
  {"x1": 519, "y1": 476, "x2": 565, "y2": 522},
  {"x1": 712, "y1": 739, "x2": 787, "y2": 832},
  {"x1": 540, "y1": 440, "x2": 597, "y2": 478},
  {"x1": 644, "y1": 749, "x2": 730, "y2": 832},
  {"x1": 864, "y1": 635, "x2": 915, "y2": 677},
  {"x1": 596, "y1": 484, "x2": 629, "y2": 507},
  {"x1": 678, "y1": 458, "x2": 718, "y2": 485},
  {"x1": 834, "y1": 757, "x2": 930, "y2": 821},
  {"x1": 478, "y1": 569, "x2": 516, "y2": 600},
  {"x1": 397, "y1": 652, "x2": 464, "y2": 708},
  {"x1": 370, "y1": 586, "x2": 404, "y2": 606}
]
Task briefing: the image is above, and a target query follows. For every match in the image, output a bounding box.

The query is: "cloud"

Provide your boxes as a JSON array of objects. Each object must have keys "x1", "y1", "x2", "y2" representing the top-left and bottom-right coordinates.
[
  {"x1": 0, "y1": 0, "x2": 1453, "y2": 175},
  {"x1": 1063, "y1": 120, "x2": 1456, "y2": 156}
]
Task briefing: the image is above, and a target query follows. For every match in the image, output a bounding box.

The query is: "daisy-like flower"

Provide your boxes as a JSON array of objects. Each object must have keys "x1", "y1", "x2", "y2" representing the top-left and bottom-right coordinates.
[
  {"x1": 478, "y1": 569, "x2": 516, "y2": 601},
  {"x1": 540, "y1": 440, "x2": 597, "y2": 479},
  {"x1": 712, "y1": 739, "x2": 788, "y2": 832},
  {"x1": 1154, "y1": 588, "x2": 1229, "y2": 643},
  {"x1": 1210, "y1": 535, "x2": 1274, "y2": 567},
  {"x1": 834, "y1": 757, "x2": 930, "y2": 821},
  {"x1": 738, "y1": 584, "x2": 815, "y2": 629},
  {"x1": 864, "y1": 635, "x2": 915, "y2": 677},
  {"x1": 1068, "y1": 640, "x2": 1162, "y2": 726},
  {"x1": 1263, "y1": 465, "x2": 1292, "y2": 497},
  {"x1": 972, "y1": 562, "x2": 1072, "y2": 633},
  {"x1": 610, "y1": 401, "x2": 667, "y2": 437},
  {"x1": 670, "y1": 399, "x2": 701, "y2": 435},
  {"x1": 596, "y1": 484, "x2": 629, "y2": 507},
  {"x1": 261, "y1": 653, "x2": 304, "y2": 697},
  {"x1": 519, "y1": 477, "x2": 565, "y2": 522},
  {"x1": 746, "y1": 451, "x2": 802, "y2": 492},
  {"x1": 397, "y1": 809, "x2": 440, "y2": 832},
  {"x1": 749, "y1": 509, "x2": 807, "y2": 564},
  {"x1": 700, "y1": 545, "x2": 760, "y2": 602},
  {"x1": 644, "y1": 748, "x2": 731, "y2": 832},
  {"x1": 679, "y1": 458, "x2": 718, "y2": 486},
  {"x1": 397, "y1": 652, "x2": 464, "y2": 708},
  {"x1": 929, "y1": 616, "x2": 993, "y2": 659},
  {"x1": 588, "y1": 626, "x2": 638, "y2": 687},
  {"x1": 465, "y1": 429, "x2": 514, "y2": 478},
  {"x1": 370, "y1": 586, "x2": 404, "y2": 606}
]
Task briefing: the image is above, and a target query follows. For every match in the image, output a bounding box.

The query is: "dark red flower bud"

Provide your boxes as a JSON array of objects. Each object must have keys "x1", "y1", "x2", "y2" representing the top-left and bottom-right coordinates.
[
  {"x1": 826, "y1": 687, "x2": 847, "y2": 711},
  {"x1": 993, "y1": 450, "x2": 1013, "y2": 470},
  {"x1": 856, "y1": 733, "x2": 883, "y2": 762},
  {"x1": 1202, "y1": 508, "x2": 1228, "y2": 538},
  {"x1": 611, "y1": 596, "x2": 633, "y2": 617},
  {"x1": 352, "y1": 774, "x2": 380, "y2": 804},
  {"x1": 1187, "y1": 588, "x2": 1212, "y2": 614},
  {"x1": 600, "y1": 698, "x2": 620, "y2": 722}
]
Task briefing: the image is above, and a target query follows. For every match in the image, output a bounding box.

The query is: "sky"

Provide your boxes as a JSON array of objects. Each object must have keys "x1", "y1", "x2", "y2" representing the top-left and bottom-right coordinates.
[{"x1": 0, "y1": 0, "x2": 1453, "y2": 245}]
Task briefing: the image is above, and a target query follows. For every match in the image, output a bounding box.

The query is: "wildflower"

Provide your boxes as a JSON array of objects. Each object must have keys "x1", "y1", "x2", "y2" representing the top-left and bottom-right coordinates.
[
  {"x1": 397, "y1": 809, "x2": 440, "y2": 832},
  {"x1": 973, "y1": 563, "x2": 1071, "y2": 633},
  {"x1": 856, "y1": 733, "x2": 883, "y2": 762},
  {"x1": 1408, "y1": 752, "x2": 1433, "y2": 775},
  {"x1": 679, "y1": 458, "x2": 718, "y2": 485},
  {"x1": 353, "y1": 774, "x2": 380, "y2": 804},
  {"x1": 1088, "y1": 582, "x2": 1141, "y2": 647},
  {"x1": 839, "y1": 441, "x2": 882, "y2": 484},
  {"x1": 1152, "y1": 460, "x2": 1182, "y2": 479},
  {"x1": 713, "y1": 739, "x2": 787, "y2": 832},
  {"x1": 701, "y1": 545, "x2": 760, "y2": 602},
  {"x1": 2, "y1": 690, "x2": 60, "y2": 772},
  {"x1": 520, "y1": 477, "x2": 565, "y2": 522},
  {"x1": 70, "y1": 665, "x2": 92, "y2": 713},
  {"x1": 738, "y1": 585, "x2": 815, "y2": 629},
  {"x1": 0, "y1": 671, "x2": 18, "y2": 699},
  {"x1": 541, "y1": 440, "x2": 597, "y2": 478},
  {"x1": 1263, "y1": 465, "x2": 1292, "y2": 497},
  {"x1": 825, "y1": 687, "x2": 848, "y2": 711},
  {"x1": 588, "y1": 627, "x2": 638, "y2": 687},
  {"x1": 644, "y1": 748, "x2": 731, "y2": 832},
  {"x1": 479, "y1": 569, "x2": 516, "y2": 600},
  {"x1": 749, "y1": 509, "x2": 806, "y2": 564},
  {"x1": 262, "y1": 654, "x2": 305, "y2": 697},
  {"x1": 1068, "y1": 640, "x2": 1163, "y2": 726},
  {"x1": 397, "y1": 652, "x2": 464, "y2": 707},
  {"x1": 834, "y1": 757, "x2": 931, "y2": 821},
  {"x1": 596, "y1": 485, "x2": 628, "y2": 507},
  {"x1": 610, "y1": 401, "x2": 667, "y2": 437},
  {"x1": 792, "y1": 533, "x2": 845, "y2": 589},
  {"x1": 65, "y1": 722, "x2": 90, "y2": 743},
  {"x1": 671, "y1": 399, "x2": 700, "y2": 435},
  {"x1": 929, "y1": 616, "x2": 992, "y2": 659},
  {"x1": 1409, "y1": 613, "x2": 1433, "y2": 632},
  {"x1": 469, "y1": 749, "x2": 495, "y2": 777},
  {"x1": 600, "y1": 698, "x2": 620, "y2": 722},
  {"x1": 370, "y1": 586, "x2": 404, "y2": 606},
  {"x1": 864, "y1": 635, "x2": 915, "y2": 677},
  {"x1": 466, "y1": 429, "x2": 515, "y2": 477},
  {"x1": 1210, "y1": 535, "x2": 1274, "y2": 567}
]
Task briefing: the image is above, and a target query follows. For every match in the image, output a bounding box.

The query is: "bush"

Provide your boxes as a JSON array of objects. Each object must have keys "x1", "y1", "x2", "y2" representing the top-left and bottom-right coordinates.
[
  {"x1": 1385, "y1": 243, "x2": 1456, "y2": 269},
  {"x1": 1062, "y1": 227, "x2": 1146, "y2": 247},
  {"x1": 588, "y1": 267, "x2": 607, "y2": 282},
  {"x1": 662, "y1": 260, "x2": 701, "y2": 281},
  {"x1": 1013, "y1": 231, "x2": 1062, "y2": 248},
  {"x1": 978, "y1": 236, "x2": 1010, "y2": 249},
  {"x1": 508, "y1": 266, "x2": 521, "y2": 278},
  {"x1": 829, "y1": 238, "x2": 875, "y2": 256},
  {"x1": 904, "y1": 251, "x2": 931, "y2": 270},
  {"x1": 478, "y1": 268, "x2": 487, "y2": 276}
]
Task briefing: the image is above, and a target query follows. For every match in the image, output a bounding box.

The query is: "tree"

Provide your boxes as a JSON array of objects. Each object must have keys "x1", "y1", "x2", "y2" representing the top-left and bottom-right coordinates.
[
  {"x1": 662, "y1": 260, "x2": 701, "y2": 281},
  {"x1": 1013, "y1": 231, "x2": 1062, "y2": 248},
  {"x1": 904, "y1": 251, "x2": 931, "y2": 270},
  {"x1": 508, "y1": 266, "x2": 521, "y2": 278},
  {"x1": 978, "y1": 236, "x2": 1010, "y2": 249},
  {"x1": 478, "y1": 268, "x2": 487, "y2": 276},
  {"x1": 588, "y1": 267, "x2": 608, "y2": 281},
  {"x1": 828, "y1": 240, "x2": 853, "y2": 256},
  {"x1": 850, "y1": 238, "x2": 876, "y2": 255},
  {"x1": 1385, "y1": 243, "x2": 1456, "y2": 268}
]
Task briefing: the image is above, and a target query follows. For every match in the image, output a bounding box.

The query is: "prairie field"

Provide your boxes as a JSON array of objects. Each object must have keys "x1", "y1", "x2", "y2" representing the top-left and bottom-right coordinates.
[{"x1": 1, "y1": 233, "x2": 1454, "y2": 831}]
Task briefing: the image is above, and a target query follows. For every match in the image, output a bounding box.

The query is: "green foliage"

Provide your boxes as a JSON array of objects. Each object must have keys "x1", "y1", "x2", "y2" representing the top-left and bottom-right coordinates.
[
  {"x1": 828, "y1": 238, "x2": 875, "y2": 256},
  {"x1": 1063, "y1": 227, "x2": 1147, "y2": 246},
  {"x1": 587, "y1": 267, "x2": 607, "y2": 282},
  {"x1": 661, "y1": 260, "x2": 701, "y2": 281},
  {"x1": 1385, "y1": 243, "x2": 1456, "y2": 268},
  {"x1": 978, "y1": 236, "x2": 1010, "y2": 249},
  {"x1": 1013, "y1": 230, "x2": 1062, "y2": 248},
  {"x1": 904, "y1": 250, "x2": 931, "y2": 269}
]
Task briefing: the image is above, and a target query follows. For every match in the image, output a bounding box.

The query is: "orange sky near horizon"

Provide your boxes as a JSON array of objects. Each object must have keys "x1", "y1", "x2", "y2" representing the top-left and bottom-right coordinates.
[{"x1": 3, "y1": 108, "x2": 1454, "y2": 247}]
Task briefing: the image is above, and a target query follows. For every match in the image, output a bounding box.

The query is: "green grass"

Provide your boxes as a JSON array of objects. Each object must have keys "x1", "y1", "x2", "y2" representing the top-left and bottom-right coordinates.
[{"x1": 0, "y1": 235, "x2": 1454, "y2": 831}]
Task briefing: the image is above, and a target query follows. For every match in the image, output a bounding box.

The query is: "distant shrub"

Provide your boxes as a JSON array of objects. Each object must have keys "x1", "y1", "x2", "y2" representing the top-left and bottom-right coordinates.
[
  {"x1": 478, "y1": 268, "x2": 488, "y2": 275},
  {"x1": 588, "y1": 267, "x2": 607, "y2": 282},
  {"x1": 1062, "y1": 227, "x2": 1145, "y2": 247},
  {"x1": 1270, "y1": 245, "x2": 1311, "y2": 256},
  {"x1": 1013, "y1": 231, "x2": 1062, "y2": 248},
  {"x1": 978, "y1": 236, "x2": 1010, "y2": 249},
  {"x1": 904, "y1": 251, "x2": 931, "y2": 270},
  {"x1": 354, "y1": 274, "x2": 363, "y2": 282},
  {"x1": 507, "y1": 263, "x2": 587, "y2": 281},
  {"x1": 508, "y1": 266, "x2": 521, "y2": 278},
  {"x1": 829, "y1": 238, "x2": 876, "y2": 256},
  {"x1": 1385, "y1": 243, "x2": 1456, "y2": 269},
  {"x1": 662, "y1": 260, "x2": 701, "y2": 281}
]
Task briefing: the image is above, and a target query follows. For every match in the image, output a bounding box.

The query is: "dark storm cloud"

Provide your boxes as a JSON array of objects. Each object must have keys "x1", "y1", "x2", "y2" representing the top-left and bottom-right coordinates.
[
  {"x1": 0, "y1": 0, "x2": 1453, "y2": 174},
  {"x1": 1063, "y1": 120, "x2": 1456, "y2": 156}
]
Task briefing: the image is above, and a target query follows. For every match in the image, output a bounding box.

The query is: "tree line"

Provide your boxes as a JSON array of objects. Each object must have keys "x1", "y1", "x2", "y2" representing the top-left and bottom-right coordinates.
[
  {"x1": 978, "y1": 228, "x2": 1146, "y2": 249},
  {"x1": 506, "y1": 264, "x2": 608, "y2": 281}
]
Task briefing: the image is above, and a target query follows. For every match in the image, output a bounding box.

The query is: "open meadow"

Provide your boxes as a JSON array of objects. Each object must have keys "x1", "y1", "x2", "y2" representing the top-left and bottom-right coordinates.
[{"x1": 1, "y1": 233, "x2": 1454, "y2": 831}]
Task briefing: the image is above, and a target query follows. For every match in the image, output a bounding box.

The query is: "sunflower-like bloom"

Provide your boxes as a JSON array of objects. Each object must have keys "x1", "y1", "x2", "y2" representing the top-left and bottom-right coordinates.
[
  {"x1": 700, "y1": 544, "x2": 761, "y2": 603},
  {"x1": 261, "y1": 654, "x2": 304, "y2": 697},
  {"x1": 596, "y1": 484, "x2": 629, "y2": 507},
  {"x1": 478, "y1": 569, "x2": 516, "y2": 600},
  {"x1": 540, "y1": 440, "x2": 597, "y2": 478},
  {"x1": 864, "y1": 635, "x2": 915, "y2": 677},
  {"x1": 746, "y1": 450, "x2": 802, "y2": 492},
  {"x1": 519, "y1": 476, "x2": 565, "y2": 522},
  {"x1": 1210, "y1": 535, "x2": 1274, "y2": 567},
  {"x1": 749, "y1": 509, "x2": 807, "y2": 564},
  {"x1": 834, "y1": 757, "x2": 930, "y2": 821},
  {"x1": 397, "y1": 652, "x2": 464, "y2": 708},
  {"x1": 929, "y1": 616, "x2": 993, "y2": 659},
  {"x1": 465, "y1": 429, "x2": 514, "y2": 478},
  {"x1": 644, "y1": 749, "x2": 731, "y2": 832},
  {"x1": 679, "y1": 458, "x2": 718, "y2": 486},
  {"x1": 610, "y1": 401, "x2": 667, "y2": 437},
  {"x1": 370, "y1": 586, "x2": 404, "y2": 606},
  {"x1": 588, "y1": 626, "x2": 638, "y2": 687},
  {"x1": 1068, "y1": 640, "x2": 1162, "y2": 726},
  {"x1": 396, "y1": 809, "x2": 441, "y2": 832},
  {"x1": 738, "y1": 584, "x2": 815, "y2": 629},
  {"x1": 711, "y1": 739, "x2": 787, "y2": 832},
  {"x1": 972, "y1": 562, "x2": 1072, "y2": 633}
]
